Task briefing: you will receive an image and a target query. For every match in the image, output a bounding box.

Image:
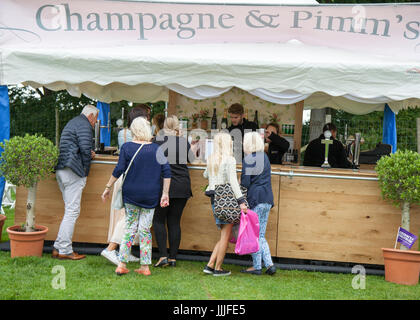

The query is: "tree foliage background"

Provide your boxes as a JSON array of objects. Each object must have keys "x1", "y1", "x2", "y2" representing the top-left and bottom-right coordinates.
[{"x1": 7, "y1": 0, "x2": 420, "y2": 152}]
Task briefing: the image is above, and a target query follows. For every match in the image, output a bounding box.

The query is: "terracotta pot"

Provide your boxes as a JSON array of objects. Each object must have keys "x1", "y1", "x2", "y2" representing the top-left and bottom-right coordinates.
[
  {"x1": 192, "y1": 122, "x2": 198, "y2": 129},
  {"x1": 382, "y1": 248, "x2": 420, "y2": 285},
  {"x1": 7, "y1": 225, "x2": 48, "y2": 258},
  {"x1": 0, "y1": 214, "x2": 6, "y2": 241}
]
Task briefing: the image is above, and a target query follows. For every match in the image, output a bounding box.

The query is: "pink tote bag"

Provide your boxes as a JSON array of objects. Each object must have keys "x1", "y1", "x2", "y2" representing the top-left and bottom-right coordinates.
[{"x1": 235, "y1": 209, "x2": 260, "y2": 255}]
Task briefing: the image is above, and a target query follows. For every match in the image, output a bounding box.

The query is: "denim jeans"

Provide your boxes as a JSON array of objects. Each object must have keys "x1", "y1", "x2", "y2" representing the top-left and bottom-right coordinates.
[{"x1": 251, "y1": 203, "x2": 273, "y2": 270}]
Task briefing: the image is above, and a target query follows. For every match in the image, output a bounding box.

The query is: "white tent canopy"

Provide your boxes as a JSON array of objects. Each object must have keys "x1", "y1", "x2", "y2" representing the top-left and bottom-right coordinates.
[{"x1": 1, "y1": 0, "x2": 420, "y2": 114}]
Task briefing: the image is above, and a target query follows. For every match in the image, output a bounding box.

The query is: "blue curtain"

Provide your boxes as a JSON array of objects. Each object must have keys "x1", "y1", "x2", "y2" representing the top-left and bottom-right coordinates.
[
  {"x1": 382, "y1": 104, "x2": 397, "y2": 153},
  {"x1": 96, "y1": 101, "x2": 111, "y2": 147},
  {"x1": 0, "y1": 86, "x2": 10, "y2": 207}
]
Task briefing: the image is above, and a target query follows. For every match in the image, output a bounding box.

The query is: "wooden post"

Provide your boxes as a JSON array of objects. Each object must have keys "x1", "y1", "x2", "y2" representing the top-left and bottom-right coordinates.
[
  {"x1": 417, "y1": 118, "x2": 420, "y2": 153},
  {"x1": 293, "y1": 100, "x2": 304, "y2": 163},
  {"x1": 55, "y1": 106, "x2": 59, "y2": 147},
  {"x1": 167, "y1": 90, "x2": 177, "y2": 116}
]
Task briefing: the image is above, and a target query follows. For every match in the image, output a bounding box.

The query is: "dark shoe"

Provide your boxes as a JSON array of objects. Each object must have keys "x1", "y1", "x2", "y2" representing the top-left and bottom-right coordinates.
[
  {"x1": 168, "y1": 260, "x2": 176, "y2": 267},
  {"x1": 240, "y1": 268, "x2": 262, "y2": 275},
  {"x1": 154, "y1": 258, "x2": 169, "y2": 268},
  {"x1": 265, "y1": 265, "x2": 277, "y2": 276},
  {"x1": 213, "y1": 269, "x2": 231, "y2": 277},
  {"x1": 203, "y1": 265, "x2": 215, "y2": 275}
]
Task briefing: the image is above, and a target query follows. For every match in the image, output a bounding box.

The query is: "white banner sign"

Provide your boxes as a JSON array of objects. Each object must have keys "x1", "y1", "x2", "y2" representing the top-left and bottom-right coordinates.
[{"x1": 1, "y1": 1, "x2": 420, "y2": 58}]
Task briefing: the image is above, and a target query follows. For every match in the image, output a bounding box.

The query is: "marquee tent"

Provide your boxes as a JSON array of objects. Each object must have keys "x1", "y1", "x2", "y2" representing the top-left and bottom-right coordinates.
[{"x1": 1, "y1": 0, "x2": 420, "y2": 115}]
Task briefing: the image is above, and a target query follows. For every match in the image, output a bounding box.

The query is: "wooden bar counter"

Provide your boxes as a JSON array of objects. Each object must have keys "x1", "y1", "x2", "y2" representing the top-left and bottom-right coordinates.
[{"x1": 15, "y1": 155, "x2": 420, "y2": 266}]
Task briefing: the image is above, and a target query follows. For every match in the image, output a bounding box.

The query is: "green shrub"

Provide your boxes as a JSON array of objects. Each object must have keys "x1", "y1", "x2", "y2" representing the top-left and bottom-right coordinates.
[
  {"x1": 0, "y1": 134, "x2": 59, "y2": 231},
  {"x1": 376, "y1": 150, "x2": 420, "y2": 207},
  {"x1": 0, "y1": 134, "x2": 59, "y2": 189},
  {"x1": 376, "y1": 150, "x2": 420, "y2": 249}
]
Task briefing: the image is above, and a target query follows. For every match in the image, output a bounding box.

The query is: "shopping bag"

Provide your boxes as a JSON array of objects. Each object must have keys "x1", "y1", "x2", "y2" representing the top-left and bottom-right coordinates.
[
  {"x1": 112, "y1": 186, "x2": 124, "y2": 210},
  {"x1": 229, "y1": 224, "x2": 239, "y2": 244},
  {"x1": 235, "y1": 209, "x2": 260, "y2": 255}
]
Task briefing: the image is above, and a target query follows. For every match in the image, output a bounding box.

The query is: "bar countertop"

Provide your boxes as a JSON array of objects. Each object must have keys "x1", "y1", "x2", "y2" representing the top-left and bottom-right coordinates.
[{"x1": 92, "y1": 154, "x2": 378, "y2": 179}]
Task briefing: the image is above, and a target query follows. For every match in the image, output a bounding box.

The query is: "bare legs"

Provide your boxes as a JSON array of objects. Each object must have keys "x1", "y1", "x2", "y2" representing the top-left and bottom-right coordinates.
[
  {"x1": 207, "y1": 224, "x2": 233, "y2": 271},
  {"x1": 107, "y1": 242, "x2": 118, "y2": 251}
]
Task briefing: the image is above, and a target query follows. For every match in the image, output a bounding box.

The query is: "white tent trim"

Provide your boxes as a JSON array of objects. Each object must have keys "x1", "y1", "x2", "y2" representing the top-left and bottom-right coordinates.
[{"x1": 3, "y1": 40, "x2": 420, "y2": 114}]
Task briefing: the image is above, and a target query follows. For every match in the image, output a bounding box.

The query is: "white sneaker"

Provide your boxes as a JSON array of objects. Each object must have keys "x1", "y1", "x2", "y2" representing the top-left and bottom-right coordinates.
[
  {"x1": 101, "y1": 249, "x2": 119, "y2": 266},
  {"x1": 128, "y1": 254, "x2": 140, "y2": 262}
]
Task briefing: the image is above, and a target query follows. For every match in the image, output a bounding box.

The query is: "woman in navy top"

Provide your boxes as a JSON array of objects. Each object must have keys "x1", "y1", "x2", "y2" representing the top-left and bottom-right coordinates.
[
  {"x1": 240, "y1": 132, "x2": 276, "y2": 276},
  {"x1": 102, "y1": 117, "x2": 171, "y2": 276}
]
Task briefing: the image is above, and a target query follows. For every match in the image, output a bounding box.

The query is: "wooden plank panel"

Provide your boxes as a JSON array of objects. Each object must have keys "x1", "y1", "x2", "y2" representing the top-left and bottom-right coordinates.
[
  {"x1": 277, "y1": 176, "x2": 420, "y2": 265},
  {"x1": 179, "y1": 169, "x2": 280, "y2": 254},
  {"x1": 16, "y1": 162, "x2": 114, "y2": 243}
]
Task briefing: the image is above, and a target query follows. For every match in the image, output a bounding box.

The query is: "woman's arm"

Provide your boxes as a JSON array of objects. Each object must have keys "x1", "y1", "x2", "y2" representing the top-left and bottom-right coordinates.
[
  {"x1": 160, "y1": 178, "x2": 171, "y2": 207},
  {"x1": 226, "y1": 158, "x2": 247, "y2": 212},
  {"x1": 101, "y1": 175, "x2": 118, "y2": 202},
  {"x1": 101, "y1": 145, "x2": 128, "y2": 202}
]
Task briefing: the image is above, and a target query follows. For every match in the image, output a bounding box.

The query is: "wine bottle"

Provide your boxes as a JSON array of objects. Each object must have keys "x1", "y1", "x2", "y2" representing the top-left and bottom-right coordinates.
[
  {"x1": 254, "y1": 110, "x2": 259, "y2": 127},
  {"x1": 244, "y1": 108, "x2": 249, "y2": 120},
  {"x1": 221, "y1": 109, "x2": 228, "y2": 129},
  {"x1": 211, "y1": 108, "x2": 218, "y2": 130}
]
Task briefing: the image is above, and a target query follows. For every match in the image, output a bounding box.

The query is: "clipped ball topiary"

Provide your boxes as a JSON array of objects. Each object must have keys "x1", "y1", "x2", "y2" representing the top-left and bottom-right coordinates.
[
  {"x1": 376, "y1": 150, "x2": 420, "y2": 250},
  {"x1": 0, "y1": 134, "x2": 59, "y2": 232}
]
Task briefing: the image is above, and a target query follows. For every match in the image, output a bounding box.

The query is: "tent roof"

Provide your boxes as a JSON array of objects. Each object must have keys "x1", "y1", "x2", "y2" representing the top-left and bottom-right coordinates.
[
  {"x1": 3, "y1": 40, "x2": 420, "y2": 114},
  {"x1": 1, "y1": 1, "x2": 420, "y2": 114},
  {"x1": 134, "y1": 0, "x2": 319, "y2": 4}
]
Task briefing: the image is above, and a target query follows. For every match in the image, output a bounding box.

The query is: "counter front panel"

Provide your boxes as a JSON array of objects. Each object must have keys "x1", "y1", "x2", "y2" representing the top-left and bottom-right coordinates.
[{"x1": 15, "y1": 157, "x2": 420, "y2": 265}]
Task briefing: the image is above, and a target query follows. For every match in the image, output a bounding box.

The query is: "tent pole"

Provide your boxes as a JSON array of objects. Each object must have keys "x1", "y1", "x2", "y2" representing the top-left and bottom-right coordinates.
[
  {"x1": 167, "y1": 90, "x2": 177, "y2": 116},
  {"x1": 293, "y1": 100, "x2": 304, "y2": 164}
]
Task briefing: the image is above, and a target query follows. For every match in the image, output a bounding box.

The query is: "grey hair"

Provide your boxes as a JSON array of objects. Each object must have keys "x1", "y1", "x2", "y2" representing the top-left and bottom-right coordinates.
[{"x1": 81, "y1": 105, "x2": 99, "y2": 118}]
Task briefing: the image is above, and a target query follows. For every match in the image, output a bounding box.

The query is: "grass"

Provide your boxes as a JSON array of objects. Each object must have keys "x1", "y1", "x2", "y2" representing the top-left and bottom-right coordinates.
[
  {"x1": 1, "y1": 194, "x2": 419, "y2": 300},
  {"x1": 0, "y1": 251, "x2": 419, "y2": 300}
]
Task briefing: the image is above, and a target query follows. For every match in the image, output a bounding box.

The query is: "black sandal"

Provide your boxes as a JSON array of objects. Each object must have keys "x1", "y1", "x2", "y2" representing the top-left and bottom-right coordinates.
[
  {"x1": 154, "y1": 258, "x2": 169, "y2": 267},
  {"x1": 168, "y1": 260, "x2": 176, "y2": 267}
]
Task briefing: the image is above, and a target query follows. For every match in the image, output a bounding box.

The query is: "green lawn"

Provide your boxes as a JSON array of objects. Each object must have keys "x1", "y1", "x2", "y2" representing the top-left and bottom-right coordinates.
[
  {"x1": 1, "y1": 197, "x2": 419, "y2": 300},
  {"x1": 1, "y1": 206, "x2": 15, "y2": 242},
  {"x1": 0, "y1": 251, "x2": 419, "y2": 300}
]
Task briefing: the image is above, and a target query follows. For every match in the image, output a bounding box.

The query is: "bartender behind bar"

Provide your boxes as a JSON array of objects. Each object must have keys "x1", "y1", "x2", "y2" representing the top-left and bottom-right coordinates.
[
  {"x1": 228, "y1": 103, "x2": 258, "y2": 159},
  {"x1": 303, "y1": 123, "x2": 352, "y2": 168},
  {"x1": 264, "y1": 122, "x2": 290, "y2": 164}
]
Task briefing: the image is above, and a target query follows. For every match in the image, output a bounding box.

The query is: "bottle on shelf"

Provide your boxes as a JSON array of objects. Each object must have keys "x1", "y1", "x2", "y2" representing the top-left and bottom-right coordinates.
[
  {"x1": 221, "y1": 109, "x2": 228, "y2": 129},
  {"x1": 245, "y1": 108, "x2": 249, "y2": 120},
  {"x1": 254, "y1": 110, "x2": 259, "y2": 128},
  {"x1": 211, "y1": 108, "x2": 218, "y2": 130},
  {"x1": 293, "y1": 149, "x2": 298, "y2": 163}
]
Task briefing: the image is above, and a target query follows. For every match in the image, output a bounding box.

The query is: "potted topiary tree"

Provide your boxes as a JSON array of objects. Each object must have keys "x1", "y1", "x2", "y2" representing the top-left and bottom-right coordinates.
[
  {"x1": 0, "y1": 134, "x2": 59, "y2": 257},
  {"x1": 376, "y1": 150, "x2": 420, "y2": 285}
]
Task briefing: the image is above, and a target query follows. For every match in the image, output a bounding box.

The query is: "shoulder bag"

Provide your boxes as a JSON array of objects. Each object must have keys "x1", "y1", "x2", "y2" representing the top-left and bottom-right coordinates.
[
  {"x1": 213, "y1": 183, "x2": 248, "y2": 224},
  {"x1": 112, "y1": 143, "x2": 145, "y2": 209}
]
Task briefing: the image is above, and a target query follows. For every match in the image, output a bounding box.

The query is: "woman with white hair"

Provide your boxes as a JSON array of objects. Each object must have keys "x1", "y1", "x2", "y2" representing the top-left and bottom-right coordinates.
[
  {"x1": 102, "y1": 117, "x2": 171, "y2": 276},
  {"x1": 152, "y1": 115, "x2": 193, "y2": 268},
  {"x1": 240, "y1": 132, "x2": 276, "y2": 276},
  {"x1": 202, "y1": 132, "x2": 247, "y2": 277}
]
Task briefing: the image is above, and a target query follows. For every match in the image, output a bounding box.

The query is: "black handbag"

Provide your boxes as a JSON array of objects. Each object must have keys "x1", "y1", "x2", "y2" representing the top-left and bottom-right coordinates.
[{"x1": 213, "y1": 183, "x2": 248, "y2": 224}]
